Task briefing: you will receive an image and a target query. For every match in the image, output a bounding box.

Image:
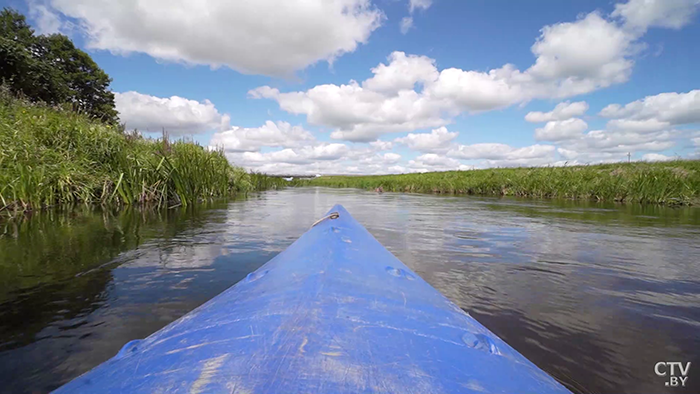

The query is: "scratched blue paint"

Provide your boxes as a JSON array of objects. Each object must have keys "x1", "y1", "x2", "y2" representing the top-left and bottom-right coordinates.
[{"x1": 54, "y1": 205, "x2": 572, "y2": 394}]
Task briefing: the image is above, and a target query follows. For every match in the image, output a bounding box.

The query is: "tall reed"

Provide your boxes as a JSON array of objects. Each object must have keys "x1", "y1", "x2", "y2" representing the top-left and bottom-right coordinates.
[
  {"x1": 0, "y1": 90, "x2": 281, "y2": 212},
  {"x1": 293, "y1": 162, "x2": 700, "y2": 205}
]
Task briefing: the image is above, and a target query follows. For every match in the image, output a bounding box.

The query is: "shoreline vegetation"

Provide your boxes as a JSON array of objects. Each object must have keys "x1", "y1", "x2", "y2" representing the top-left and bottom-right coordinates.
[
  {"x1": 0, "y1": 9, "x2": 284, "y2": 217},
  {"x1": 292, "y1": 161, "x2": 700, "y2": 206},
  {"x1": 3, "y1": 86, "x2": 697, "y2": 213},
  {"x1": 0, "y1": 91, "x2": 285, "y2": 215}
]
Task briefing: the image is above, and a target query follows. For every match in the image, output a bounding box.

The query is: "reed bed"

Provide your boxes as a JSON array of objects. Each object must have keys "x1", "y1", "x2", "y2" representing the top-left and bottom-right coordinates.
[
  {"x1": 293, "y1": 162, "x2": 700, "y2": 205},
  {"x1": 0, "y1": 91, "x2": 284, "y2": 212}
]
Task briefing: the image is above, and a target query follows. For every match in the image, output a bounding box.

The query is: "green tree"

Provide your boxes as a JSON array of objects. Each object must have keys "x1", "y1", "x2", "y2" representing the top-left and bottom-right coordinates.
[
  {"x1": 0, "y1": 7, "x2": 34, "y2": 45},
  {"x1": 0, "y1": 8, "x2": 117, "y2": 123}
]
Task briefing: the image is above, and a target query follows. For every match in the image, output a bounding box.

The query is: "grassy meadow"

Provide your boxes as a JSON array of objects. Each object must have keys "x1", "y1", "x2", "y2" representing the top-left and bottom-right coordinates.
[
  {"x1": 293, "y1": 161, "x2": 700, "y2": 205},
  {"x1": 0, "y1": 91, "x2": 285, "y2": 213}
]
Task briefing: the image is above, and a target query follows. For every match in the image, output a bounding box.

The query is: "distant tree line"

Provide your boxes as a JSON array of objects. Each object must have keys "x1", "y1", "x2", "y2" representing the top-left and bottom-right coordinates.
[{"x1": 0, "y1": 8, "x2": 118, "y2": 123}]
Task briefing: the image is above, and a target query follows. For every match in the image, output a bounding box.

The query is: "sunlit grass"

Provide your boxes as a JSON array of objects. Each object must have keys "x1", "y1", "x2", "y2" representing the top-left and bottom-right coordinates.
[
  {"x1": 293, "y1": 162, "x2": 700, "y2": 205},
  {"x1": 0, "y1": 90, "x2": 285, "y2": 212}
]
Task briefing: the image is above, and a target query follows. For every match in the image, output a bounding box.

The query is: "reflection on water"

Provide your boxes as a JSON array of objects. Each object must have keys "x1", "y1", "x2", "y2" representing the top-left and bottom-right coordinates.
[{"x1": 1, "y1": 188, "x2": 698, "y2": 393}]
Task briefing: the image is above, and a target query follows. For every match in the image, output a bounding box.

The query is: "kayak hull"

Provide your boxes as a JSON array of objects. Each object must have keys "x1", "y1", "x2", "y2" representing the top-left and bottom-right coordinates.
[{"x1": 54, "y1": 204, "x2": 571, "y2": 393}]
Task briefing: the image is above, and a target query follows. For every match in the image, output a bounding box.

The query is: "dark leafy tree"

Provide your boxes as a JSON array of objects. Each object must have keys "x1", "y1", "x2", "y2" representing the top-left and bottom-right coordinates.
[{"x1": 0, "y1": 8, "x2": 118, "y2": 123}]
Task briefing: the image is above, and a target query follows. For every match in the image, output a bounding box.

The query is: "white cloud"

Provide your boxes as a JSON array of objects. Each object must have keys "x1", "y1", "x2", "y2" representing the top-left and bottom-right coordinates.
[
  {"x1": 253, "y1": 1, "x2": 689, "y2": 142},
  {"x1": 409, "y1": 0, "x2": 433, "y2": 13},
  {"x1": 448, "y1": 143, "x2": 556, "y2": 161},
  {"x1": 394, "y1": 126, "x2": 458, "y2": 153},
  {"x1": 238, "y1": 144, "x2": 350, "y2": 165},
  {"x1": 521, "y1": 88, "x2": 700, "y2": 163},
  {"x1": 399, "y1": 0, "x2": 433, "y2": 34},
  {"x1": 27, "y1": 1, "x2": 62, "y2": 34},
  {"x1": 612, "y1": 0, "x2": 700, "y2": 31},
  {"x1": 535, "y1": 118, "x2": 588, "y2": 141},
  {"x1": 556, "y1": 148, "x2": 628, "y2": 163},
  {"x1": 408, "y1": 153, "x2": 468, "y2": 172},
  {"x1": 362, "y1": 52, "x2": 438, "y2": 94},
  {"x1": 526, "y1": 12, "x2": 635, "y2": 91},
  {"x1": 400, "y1": 17, "x2": 414, "y2": 34},
  {"x1": 600, "y1": 90, "x2": 700, "y2": 125},
  {"x1": 483, "y1": 156, "x2": 563, "y2": 168},
  {"x1": 558, "y1": 129, "x2": 676, "y2": 158},
  {"x1": 606, "y1": 118, "x2": 670, "y2": 133},
  {"x1": 250, "y1": 80, "x2": 448, "y2": 142},
  {"x1": 642, "y1": 153, "x2": 674, "y2": 161},
  {"x1": 525, "y1": 101, "x2": 589, "y2": 122},
  {"x1": 37, "y1": 0, "x2": 383, "y2": 76},
  {"x1": 357, "y1": 151, "x2": 403, "y2": 168},
  {"x1": 115, "y1": 91, "x2": 227, "y2": 135},
  {"x1": 424, "y1": 64, "x2": 528, "y2": 112},
  {"x1": 369, "y1": 140, "x2": 394, "y2": 150},
  {"x1": 578, "y1": 89, "x2": 700, "y2": 159},
  {"x1": 226, "y1": 146, "x2": 409, "y2": 176},
  {"x1": 382, "y1": 152, "x2": 402, "y2": 163},
  {"x1": 401, "y1": 0, "x2": 432, "y2": 33},
  {"x1": 209, "y1": 119, "x2": 410, "y2": 175},
  {"x1": 210, "y1": 121, "x2": 315, "y2": 152}
]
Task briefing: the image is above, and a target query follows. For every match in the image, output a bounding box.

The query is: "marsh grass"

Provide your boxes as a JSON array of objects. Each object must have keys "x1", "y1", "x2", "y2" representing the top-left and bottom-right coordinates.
[
  {"x1": 0, "y1": 91, "x2": 284, "y2": 213},
  {"x1": 294, "y1": 162, "x2": 700, "y2": 205}
]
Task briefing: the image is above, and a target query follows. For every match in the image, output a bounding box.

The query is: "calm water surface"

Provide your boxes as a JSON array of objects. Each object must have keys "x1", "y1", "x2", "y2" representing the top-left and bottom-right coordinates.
[{"x1": 1, "y1": 188, "x2": 699, "y2": 393}]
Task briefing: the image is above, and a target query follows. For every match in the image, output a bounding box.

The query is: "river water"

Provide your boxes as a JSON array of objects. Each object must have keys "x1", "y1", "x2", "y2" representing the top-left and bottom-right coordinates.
[{"x1": 1, "y1": 187, "x2": 698, "y2": 393}]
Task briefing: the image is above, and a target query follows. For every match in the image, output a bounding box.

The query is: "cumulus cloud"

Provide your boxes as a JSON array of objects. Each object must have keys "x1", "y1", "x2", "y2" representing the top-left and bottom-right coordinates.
[
  {"x1": 249, "y1": 76, "x2": 449, "y2": 142},
  {"x1": 369, "y1": 140, "x2": 394, "y2": 150},
  {"x1": 394, "y1": 127, "x2": 458, "y2": 153},
  {"x1": 381, "y1": 152, "x2": 402, "y2": 163},
  {"x1": 241, "y1": 84, "x2": 697, "y2": 173},
  {"x1": 448, "y1": 143, "x2": 556, "y2": 161},
  {"x1": 252, "y1": 1, "x2": 693, "y2": 142},
  {"x1": 600, "y1": 90, "x2": 700, "y2": 125},
  {"x1": 579, "y1": 89, "x2": 700, "y2": 158},
  {"x1": 424, "y1": 64, "x2": 528, "y2": 112},
  {"x1": 227, "y1": 146, "x2": 408, "y2": 176},
  {"x1": 240, "y1": 144, "x2": 350, "y2": 165},
  {"x1": 408, "y1": 154, "x2": 469, "y2": 172},
  {"x1": 526, "y1": 12, "x2": 635, "y2": 91},
  {"x1": 525, "y1": 101, "x2": 589, "y2": 122},
  {"x1": 642, "y1": 153, "x2": 674, "y2": 161},
  {"x1": 606, "y1": 118, "x2": 670, "y2": 133},
  {"x1": 210, "y1": 121, "x2": 315, "y2": 152},
  {"x1": 208, "y1": 119, "x2": 497, "y2": 175},
  {"x1": 208, "y1": 119, "x2": 412, "y2": 175},
  {"x1": 554, "y1": 129, "x2": 677, "y2": 164},
  {"x1": 115, "y1": 92, "x2": 227, "y2": 135},
  {"x1": 362, "y1": 52, "x2": 439, "y2": 94},
  {"x1": 524, "y1": 89, "x2": 700, "y2": 164},
  {"x1": 612, "y1": 0, "x2": 700, "y2": 31},
  {"x1": 33, "y1": 0, "x2": 383, "y2": 76},
  {"x1": 535, "y1": 118, "x2": 588, "y2": 141}
]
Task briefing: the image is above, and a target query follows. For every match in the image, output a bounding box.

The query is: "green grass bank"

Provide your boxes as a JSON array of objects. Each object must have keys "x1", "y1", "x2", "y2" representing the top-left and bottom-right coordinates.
[
  {"x1": 0, "y1": 92, "x2": 285, "y2": 212},
  {"x1": 294, "y1": 161, "x2": 700, "y2": 205}
]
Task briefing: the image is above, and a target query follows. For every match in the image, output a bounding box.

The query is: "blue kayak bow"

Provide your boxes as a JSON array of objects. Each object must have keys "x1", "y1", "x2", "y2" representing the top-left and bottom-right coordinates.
[{"x1": 54, "y1": 204, "x2": 571, "y2": 394}]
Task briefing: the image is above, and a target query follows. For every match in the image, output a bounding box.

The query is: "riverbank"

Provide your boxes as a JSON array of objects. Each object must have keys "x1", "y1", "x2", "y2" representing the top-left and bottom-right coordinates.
[
  {"x1": 0, "y1": 92, "x2": 285, "y2": 213},
  {"x1": 294, "y1": 161, "x2": 700, "y2": 205}
]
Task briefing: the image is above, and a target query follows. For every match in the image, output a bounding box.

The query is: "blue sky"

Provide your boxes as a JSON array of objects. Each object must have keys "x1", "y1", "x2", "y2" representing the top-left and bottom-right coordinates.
[{"x1": 9, "y1": 0, "x2": 700, "y2": 174}]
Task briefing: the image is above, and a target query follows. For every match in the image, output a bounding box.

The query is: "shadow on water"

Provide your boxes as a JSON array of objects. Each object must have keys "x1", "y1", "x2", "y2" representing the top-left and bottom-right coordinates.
[
  {"x1": 1, "y1": 188, "x2": 699, "y2": 394},
  {"x1": 0, "y1": 200, "x2": 275, "y2": 393}
]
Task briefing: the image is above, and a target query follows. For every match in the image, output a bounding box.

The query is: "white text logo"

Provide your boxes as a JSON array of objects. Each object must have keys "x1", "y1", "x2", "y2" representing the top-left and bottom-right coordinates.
[{"x1": 655, "y1": 362, "x2": 691, "y2": 387}]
